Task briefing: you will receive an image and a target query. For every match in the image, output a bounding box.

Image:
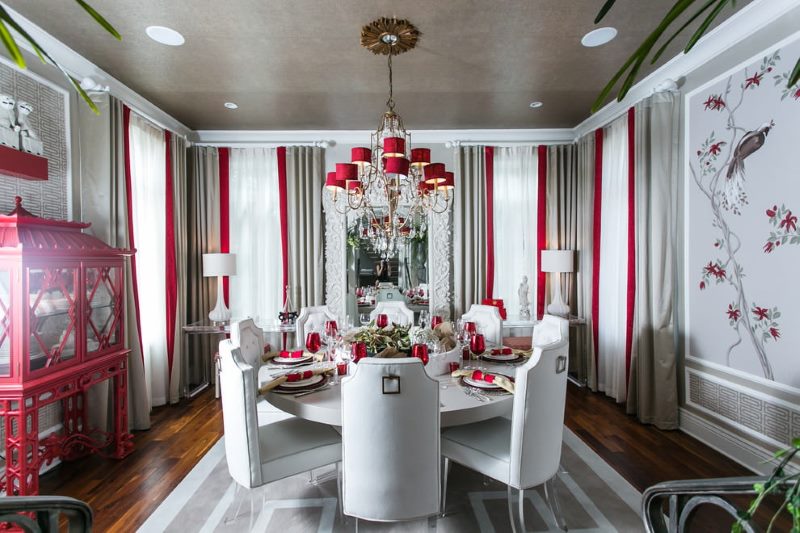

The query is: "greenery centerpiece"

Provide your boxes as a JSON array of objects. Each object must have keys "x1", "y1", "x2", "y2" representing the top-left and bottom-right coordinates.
[{"x1": 344, "y1": 322, "x2": 456, "y2": 358}]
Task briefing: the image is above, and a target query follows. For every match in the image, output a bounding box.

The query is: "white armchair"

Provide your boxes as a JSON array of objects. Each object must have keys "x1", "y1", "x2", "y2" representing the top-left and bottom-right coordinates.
[
  {"x1": 441, "y1": 314, "x2": 570, "y2": 532},
  {"x1": 461, "y1": 304, "x2": 504, "y2": 345},
  {"x1": 341, "y1": 358, "x2": 440, "y2": 523},
  {"x1": 370, "y1": 301, "x2": 414, "y2": 327},
  {"x1": 296, "y1": 305, "x2": 337, "y2": 342},
  {"x1": 230, "y1": 318, "x2": 265, "y2": 369}
]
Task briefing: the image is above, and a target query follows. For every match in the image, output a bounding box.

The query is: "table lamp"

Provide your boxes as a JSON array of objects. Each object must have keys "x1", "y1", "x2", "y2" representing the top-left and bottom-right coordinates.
[
  {"x1": 541, "y1": 249, "x2": 574, "y2": 317},
  {"x1": 203, "y1": 253, "x2": 236, "y2": 322}
]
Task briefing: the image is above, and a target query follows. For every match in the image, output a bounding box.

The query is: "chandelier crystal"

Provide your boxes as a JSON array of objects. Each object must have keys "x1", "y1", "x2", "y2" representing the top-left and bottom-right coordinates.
[{"x1": 328, "y1": 17, "x2": 454, "y2": 259}]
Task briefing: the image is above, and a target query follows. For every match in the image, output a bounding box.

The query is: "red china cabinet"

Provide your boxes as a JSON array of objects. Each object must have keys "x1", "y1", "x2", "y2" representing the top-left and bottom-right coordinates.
[{"x1": 0, "y1": 197, "x2": 133, "y2": 496}]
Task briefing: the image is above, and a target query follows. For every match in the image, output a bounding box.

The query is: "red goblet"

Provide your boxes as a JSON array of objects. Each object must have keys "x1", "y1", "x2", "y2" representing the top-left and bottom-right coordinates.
[
  {"x1": 305, "y1": 332, "x2": 321, "y2": 354},
  {"x1": 411, "y1": 343, "x2": 429, "y2": 366},
  {"x1": 376, "y1": 313, "x2": 389, "y2": 328},
  {"x1": 431, "y1": 315, "x2": 443, "y2": 329},
  {"x1": 325, "y1": 320, "x2": 338, "y2": 338},
  {"x1": 351, "y1": 341, "x2": 367, "y2": 363},
  {"x1": 462, "y1": 345, "x2": 471, "y2": 361},
  {"x1": 464, "y1": 321, "x2": 477, "y2": 335},
  {"x1": 470, "y1": 333, "x2": 486, "y2": 357}
]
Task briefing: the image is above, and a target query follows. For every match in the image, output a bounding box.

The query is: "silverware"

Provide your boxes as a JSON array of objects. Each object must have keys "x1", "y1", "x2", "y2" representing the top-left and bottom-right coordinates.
[{"x1": 293, "y1": 382, "x2": 336, "y2": 398}]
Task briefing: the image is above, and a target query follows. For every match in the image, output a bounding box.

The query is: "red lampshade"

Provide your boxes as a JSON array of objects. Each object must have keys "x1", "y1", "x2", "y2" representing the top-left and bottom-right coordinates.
[
  {"x1": 440, "y1": 171, "x2": 455, "y2": 190},
  {"x1": 383, "y1": 137, "x2": 405, "y2": 157},
  {"x1": 411, "y1": 148, "x2": 431, "y2": 167},
  {"x1": 325, "y1": 171, "x2": 345, "y2": 191},
  {"x1": 351, "y1": 147, "x2": 372, "y2": 167},
  {"x1": 336, "y1": 163, "x2": 359, "y2": 181},
  {"x1": 424, "y1": 162, "x2": 446, "y2": 184},
  {"x1": 347, "y1": 180, "x2": 362, "y2": 193},
  {"x1": 383, "y1": 156, "x2": 410, "y2": 176},
  {"x1": 370, "y1": 217, "x2": 380, "y2": 227},
  {"x1": 417, "y1": 181, "x2": 432, "y2": 195}
]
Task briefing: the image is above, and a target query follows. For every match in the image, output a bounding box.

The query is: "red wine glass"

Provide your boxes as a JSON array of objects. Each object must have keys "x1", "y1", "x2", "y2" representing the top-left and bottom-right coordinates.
[
  {"x1": 305, "y1": 332, "x2": 321, "y2": 354},
  {"x1": 376, "y1": 313, "x2": 389, "y2": 328},
  {"x1": 351, "y1": 341, "x2": 367, "y2": 363},
  {"x1": 411, "y1": 343, "x2": 429, "y2": 366},
  {"x1": 470, "y1": 333, "x2": 486, "y2": 357},
  {"x1": 431, "y1": 315, "x2": 443, "y2": 329},
  {"x1": 464, "y1": 321, "x2": 477, "y2": 335},
  {"x1": 325, "y1": 320, "x2": 338, "y2": 338}
]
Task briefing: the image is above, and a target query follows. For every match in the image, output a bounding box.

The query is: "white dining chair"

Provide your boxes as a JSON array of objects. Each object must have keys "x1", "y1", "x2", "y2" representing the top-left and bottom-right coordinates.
[
  {"x1": 370, "y1": 301, "x2": 414, "y2": 326},
  {"x1": 296, "y1": 305, "x2": 337, "y2": 341},
  {"x1": 230, "y1": 318, "x2": 265, "y2": 369},
  {"x1": 441, "y1": 314, "x2": 570, "y2": 532},
  {"x1": 341, "y1": 358, "x2": 440, "y2": 524},
  {"x1": 461, "y1": 304, "x2": 504, "y2": 345},
  {"x1": 217, "y1": 339, "x2": 342, "y2": 521}
]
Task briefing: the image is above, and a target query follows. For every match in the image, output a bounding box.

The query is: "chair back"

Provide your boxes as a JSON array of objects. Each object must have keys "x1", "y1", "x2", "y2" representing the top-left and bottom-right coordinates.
[
  {"x1": 376, "y1": 286, "x2": 404, "y2": 303},
  {"x1": 461, "y1": 304, "x2": 503, "y2": 345},
  {"x1": 296, "y1": 305, "x2": 337, "y2": 342},
  {"x1": 370, "y1": 301, "x2": 414, "y2": 326},
  {"x1": 509, "y1": 314, "x2": 569, "y2": 489},
  {"x1": 218, "y1": 339, "x2": 263, "y2": 489},
  {"x1": 341, "y1": 358, "x2": 440, "y2": 521},
  {"x1": 230, "y1": 318, "x2": 264, "y2": 369}
]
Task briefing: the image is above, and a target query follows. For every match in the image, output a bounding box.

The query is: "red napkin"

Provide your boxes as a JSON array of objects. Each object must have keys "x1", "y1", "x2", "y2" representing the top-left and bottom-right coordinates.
[
  {"x1": 491, "y1": 347, "x2": 513, "y2": 355},
  {"x1": 286, "y1": 370, "x2": 314, "y2": 382},
  {"x1": 471, "y1": 370, "x2": 496, "y2": 384},
  {"x1": 279, "y1": 350, "x2": 305, "y2": 358}
]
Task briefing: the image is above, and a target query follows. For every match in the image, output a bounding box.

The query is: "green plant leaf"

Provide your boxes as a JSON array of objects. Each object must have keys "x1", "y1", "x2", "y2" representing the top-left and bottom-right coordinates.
[
  {"x1": 73, "y1": 0, "x2": 121, "y2": 40},
  {"x1": 684, "y1": 0, "x2": 732, "y2": 53},
  {"x1": 652, "y1": 0, "x2": 717, "y2": 64},
  {"x1": 594, "y1": 0, "x2": 617, "y2": 24},
  {"x1": 789, "y1": 58, "x2": 800, "y2": 87},
  {"x1": 0, "y1": 17, "x2": 25, "y2": 68}
]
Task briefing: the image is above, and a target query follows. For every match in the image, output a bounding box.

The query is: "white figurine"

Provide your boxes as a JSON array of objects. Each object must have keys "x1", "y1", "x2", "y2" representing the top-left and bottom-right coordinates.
[
  {"x1": 518, "y1": 275, "x2": 531, "y2": 320},
  {"x1": 0, "y1": 94, "x2": 19, "y2": 149},
  {"x1": 16, "y1": 101, "x2": 43, "y2": 155}
]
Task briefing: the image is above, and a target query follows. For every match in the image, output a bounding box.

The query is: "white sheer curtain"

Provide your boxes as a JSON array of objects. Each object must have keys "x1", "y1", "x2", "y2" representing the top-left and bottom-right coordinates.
[
  {"x1": 228, "y1": 148, "x2": 282, "y2": 322},
  {"x1": 128, "y1": 113, "x2": 168, "y2": 406},
  {"x1": 492, "y1": 146, "x2": 539, "y2": 312},
  {"x1": 597, "y1": 116, "x2": 630, "y2": 401}
]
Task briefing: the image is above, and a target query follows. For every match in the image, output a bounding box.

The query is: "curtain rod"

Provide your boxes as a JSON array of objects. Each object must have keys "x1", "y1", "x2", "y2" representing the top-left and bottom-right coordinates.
[{"x1": 192, "y1": 141, "x2": 332, "y2": 148}]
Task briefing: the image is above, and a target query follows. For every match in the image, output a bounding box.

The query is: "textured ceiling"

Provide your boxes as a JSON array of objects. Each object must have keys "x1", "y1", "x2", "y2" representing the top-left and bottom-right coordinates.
[{"x1": 5, "y1": 0, "x2": 748, "y2": 130}]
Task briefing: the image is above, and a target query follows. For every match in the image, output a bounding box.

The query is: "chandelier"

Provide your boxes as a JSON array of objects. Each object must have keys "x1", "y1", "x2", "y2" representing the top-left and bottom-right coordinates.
[{"x1": 327, "y1": 17, "x2": 454, "y2": 259}]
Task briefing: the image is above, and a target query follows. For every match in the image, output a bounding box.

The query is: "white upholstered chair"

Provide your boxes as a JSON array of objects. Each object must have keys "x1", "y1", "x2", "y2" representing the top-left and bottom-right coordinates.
[
  {"x1": 341, "y1": 358, "x2": 440, "y2": 523},
  {"x1": 370, "y1": 301, "x2": 414, "y2": 326},
  {"x1": 218, "y1": 339, "x2": 342, "y2": 493},
  {"x1": 441, "y1": 314, "x2": 570, "y2": 532},
  {"x1": 296, "y1": 305, "x2": 337, "y2": 342},
  {"x1": 461, "y1": 304, "x2": 504, "y2": 345},
  {"x1": 230, "y1": 318, "x2": 264, "y2": 369}
]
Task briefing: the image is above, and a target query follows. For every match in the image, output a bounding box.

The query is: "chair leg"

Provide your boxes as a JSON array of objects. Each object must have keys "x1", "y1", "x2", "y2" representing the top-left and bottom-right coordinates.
[
  {"x1": 336, "y1": 461, "x2": 343, "y2": 520},
  {"x1": 518, "y1": 488, "x2": 527, "y2": 533},
  {"x1": 544, "y1": 477, "x2": 568, "y2": 531},
  {"x1": 427, "y1": 515, "x2": 438, "y2": 530},
  {"x1": 224, "y1": 483, "x2": 245, "y2": 525},
  {"x1": 507, "y1": 485, "x2": 518, "y2": 533},
  {"x1": 441, "y1": 457, "x2": 451, "y2": 517}
]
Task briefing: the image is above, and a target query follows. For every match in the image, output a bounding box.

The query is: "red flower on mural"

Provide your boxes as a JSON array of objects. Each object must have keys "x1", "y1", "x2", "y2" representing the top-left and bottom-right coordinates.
[
  {"x1": 744, "y1": 72, "x2": 763, "y2": 89},
  {"x1": 699, "y1": 281, "x2": 706, "y2": 290},
  {"x1": 794, "y1": 87, "x2": 800, "y2": 100},
  {"x1": 752, "y1": 306, "x2": 769, "y2": 321},
  {"x1": 708, "y1": 142, "x2": 726, "y2": 155},
  {"x1": 763, "y1": 241, "x2": 774, "y2": 253},
  {"x1": 726, "y1": 304, "x2": 740, "y2": 321},
  {"x1": 766, "y1": 205, "x2": 777, "y2": 218},
  {"x1": 779, "y1": 211, "x2": 797, "y2": 232},
  {"x1": 769, "y1": 327, "x2": 780, "y2": 340},
  {"x1": 703, "y1": 261, "x2": 727, "y2": 280},
  {"x1": 703, "y1": 94, "x2": 726, "y2": 110}
]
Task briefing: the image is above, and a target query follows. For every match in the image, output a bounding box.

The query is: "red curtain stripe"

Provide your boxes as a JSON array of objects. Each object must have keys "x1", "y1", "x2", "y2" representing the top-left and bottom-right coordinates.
[
  {"x1": 591, "y1": 128, "x2": 604, "y2": 373},
  {"x1": 164, "y1": 131, "x2": 177, "y2": 382},
  {"x1": 218, "y1": 148, "x2": 230, "y2": 305},
  {"x1": 122, "y1": 105, "x2": 144, "y2": 363},
  {"x1": 277, "y1": 147, "x2": 289, "y2": 304},
  {"x1": 536, "y1": 145, "x2": 547, "y2": 320},
  {"x1": 484, "y1": 146, "x2": 495, "y2": 300},
  {"x1": 625, "y1": 108, "x2": 637, "y2": 387}
]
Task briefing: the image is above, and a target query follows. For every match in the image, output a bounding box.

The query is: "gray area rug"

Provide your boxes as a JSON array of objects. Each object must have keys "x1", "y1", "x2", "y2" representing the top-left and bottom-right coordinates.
[{"x1": 139, "y1": 401, "x2": 642, "y2": 532}]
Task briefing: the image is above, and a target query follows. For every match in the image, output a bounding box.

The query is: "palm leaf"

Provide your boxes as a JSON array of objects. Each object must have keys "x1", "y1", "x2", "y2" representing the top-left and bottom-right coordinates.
[
  {"x1": 74, "y1": 0, "x2": 121, "y2": 40},
  {"x1": 788, "y1": 57, "x2": 800, "y2": 87},
  {"x1": 651, "y1": 0, "x2": 717, "y2": 64},
  {"x1": 594, "y1": 0, "x2": 617, "y2": 24},
  {"x1": 684, "y1": 0, "x2": 732, "y2": 52},
  {"x1": 0, "y1": 17, "x2": 25, "y2": 68}
]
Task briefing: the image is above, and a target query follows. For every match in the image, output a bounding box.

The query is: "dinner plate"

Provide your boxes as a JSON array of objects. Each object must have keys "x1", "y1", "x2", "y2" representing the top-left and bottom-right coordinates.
[
  {"x1": 462, "y1": 375, "x2": 504, "y2": 390},
  {"x1": 273, "y1": 374, "x2": 329, "y2": 394},
  {"x1": 279, "y1": 374, "x2": 324, "y2": 389},
  {"x1": 481, "y1": 350, "x2": 517, "y2": 361},
  {"x1": 272, "y1": 354, "x2": 314, "y2": 365}
]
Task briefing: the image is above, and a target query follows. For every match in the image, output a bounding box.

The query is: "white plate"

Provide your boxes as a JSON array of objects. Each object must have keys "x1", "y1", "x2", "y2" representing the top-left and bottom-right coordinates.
[
  {"x1": 273, "y1": 354, "x2": 314, "y2": 364},
  {"x1": 482, "y1": 351, "x2": 517, "y2": 361},
  {"x1": 463, "y1": 375, "x2": 503, "y2": 390},
  {"x1": 279, "y1": 374, "x2": 324, "y2": 389}
]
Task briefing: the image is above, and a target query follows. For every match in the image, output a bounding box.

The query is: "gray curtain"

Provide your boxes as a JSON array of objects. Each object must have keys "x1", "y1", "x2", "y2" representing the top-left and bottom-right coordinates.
[
  {"x1": 169, "y1": 134, "x2": 188, "y2": 404},
  {"x1": 454, "y1": 146, "x2": 488, "y2": 316},
  {"x1": 286, "y1": 146, "x2": 325, "y2": 308},
  {"x1": 575, "y1": 135, "x2": 597, "y2": 390},
  {"x1": 185, "y1": 146, "x2": 220, "y2": 391},
  {"x1": 626, "y1": 92, "x2": 679, "y2": 429},
  {"x1": 78, "y1": 94, "x2": 150, "y2": 430}
]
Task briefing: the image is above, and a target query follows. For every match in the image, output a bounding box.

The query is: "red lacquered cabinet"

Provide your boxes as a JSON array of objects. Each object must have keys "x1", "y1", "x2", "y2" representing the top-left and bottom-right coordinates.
[{"x1": 0, "y1": 197, "x2": 133, "y2": 496}]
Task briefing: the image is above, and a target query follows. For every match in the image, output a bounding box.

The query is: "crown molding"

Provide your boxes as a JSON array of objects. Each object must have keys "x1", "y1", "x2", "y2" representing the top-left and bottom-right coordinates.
[
  {"x1": 1, "y1": 2, "x2": 192, "y2": 138},
  {"x1": 573, "y1": 0, "x2": 799, "y2": 139}
]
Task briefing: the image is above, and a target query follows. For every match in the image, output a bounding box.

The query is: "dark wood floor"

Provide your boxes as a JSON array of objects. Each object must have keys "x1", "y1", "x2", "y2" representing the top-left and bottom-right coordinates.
[{"x1": 39, "y1": 382, "x2": 753, "y2": 532}]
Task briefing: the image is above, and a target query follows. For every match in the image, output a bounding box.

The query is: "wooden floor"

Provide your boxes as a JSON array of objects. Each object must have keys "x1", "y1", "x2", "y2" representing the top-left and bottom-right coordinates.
[{"x1": 39, "y1": 382, "x2": 752, "y2": 532}]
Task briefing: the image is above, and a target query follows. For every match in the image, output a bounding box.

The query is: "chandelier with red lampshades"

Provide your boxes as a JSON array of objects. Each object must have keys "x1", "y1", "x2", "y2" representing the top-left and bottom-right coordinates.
[{"x1": 326, "y1": 17, "x2": 454, "y2": 259}]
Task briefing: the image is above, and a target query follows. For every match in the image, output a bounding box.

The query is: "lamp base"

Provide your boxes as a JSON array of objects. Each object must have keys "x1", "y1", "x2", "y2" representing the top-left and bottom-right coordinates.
[
  {"x1": 208, "y1": 276, "x2": 231, "y2": 323},
  {"x1": 546, "y1": 301, "x2": 570, "y2": 318}
]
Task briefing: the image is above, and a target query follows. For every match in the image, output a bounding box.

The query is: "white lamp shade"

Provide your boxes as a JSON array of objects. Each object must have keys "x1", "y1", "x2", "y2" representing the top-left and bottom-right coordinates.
[
  {"x1": 203, "y1": 253, "x2": 237, "y2": 277},
  {"x1": 540, "y1": 250, "x2": 574, "y2": 273}
]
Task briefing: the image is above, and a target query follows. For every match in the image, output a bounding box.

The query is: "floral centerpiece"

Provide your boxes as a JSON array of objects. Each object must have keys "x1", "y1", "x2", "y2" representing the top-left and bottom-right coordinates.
[{"x1": 343, "y1": 322, "x2": 456, "y2": 358}]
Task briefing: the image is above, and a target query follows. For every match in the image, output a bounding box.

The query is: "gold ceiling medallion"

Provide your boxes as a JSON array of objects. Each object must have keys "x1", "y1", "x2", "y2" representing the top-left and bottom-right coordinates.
[{"x1": 360, "y1": 17, "x2": 420, "y2": 56}]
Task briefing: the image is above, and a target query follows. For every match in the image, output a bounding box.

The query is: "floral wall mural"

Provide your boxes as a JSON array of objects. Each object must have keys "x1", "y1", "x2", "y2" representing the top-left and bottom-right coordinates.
[{"x1": 687, "y1": 34, "x2": 800, "y2": 389}]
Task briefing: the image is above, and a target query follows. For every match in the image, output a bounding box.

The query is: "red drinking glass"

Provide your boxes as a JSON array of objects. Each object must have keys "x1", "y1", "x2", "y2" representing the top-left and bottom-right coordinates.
[
  {"x1": 336, "y1": 361, "x2": 348, "y2": 376},
  {"x1": 325, "y1": 320, "x2": 338, "y2": 338},
  {"x1": 448, "y1": 361, "x2": 461, "y2": 373},
  {"x1": 305, "y1": 332, "x2": 321, "y2": 354},
  {"x1": 470, "y1": 333, "x2": 486, "y2": 356},
  {"x1": 411, "y1": 343, "x2": 429, "y2": 365},
  {"x1": 431, "y1": 315, "x2": 443, "y2": 329},
  {"x1": 464, "y1": 321, "x2": 477, "y2": 334},
  {"x1": 462, "y1": 345, "x2": 471, "y2": 361},
  {"x1": 351, "y1": 341, "x2": 367, "y2": 363},
  {"x1": 376, "y1": 313, "x2": 389, "y2": 328}
]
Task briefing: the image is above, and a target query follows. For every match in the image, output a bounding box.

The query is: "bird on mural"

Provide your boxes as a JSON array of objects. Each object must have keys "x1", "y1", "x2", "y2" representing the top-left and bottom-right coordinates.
[{"x1": 722, "y1": 120, "x2": 774, "y2": 214}]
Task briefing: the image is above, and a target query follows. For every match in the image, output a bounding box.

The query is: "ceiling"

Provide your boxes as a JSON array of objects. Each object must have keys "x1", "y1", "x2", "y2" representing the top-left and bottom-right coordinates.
[{"x1": 5, "y1": 0, "x2": 749, "y2": 130}]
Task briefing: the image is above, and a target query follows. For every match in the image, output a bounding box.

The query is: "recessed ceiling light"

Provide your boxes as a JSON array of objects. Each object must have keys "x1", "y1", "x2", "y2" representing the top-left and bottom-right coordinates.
[
  {"x1": 145, "y1": 25, "x2": 185, "y2": 46},
  {"x1": 529, "y1": 101, "x2": 543, "y2": 109},
  {"x1": 224, "y1": 102, "x2": 239, "y2": 110},
  {"x1": 581, "y1": 27, "x2": 618, "y2": 48}
]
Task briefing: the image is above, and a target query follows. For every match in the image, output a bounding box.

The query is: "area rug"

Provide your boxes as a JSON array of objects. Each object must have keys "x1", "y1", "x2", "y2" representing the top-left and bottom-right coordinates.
[{"x1": 138, "y1": 403, "x2": 642, "y2": 532}]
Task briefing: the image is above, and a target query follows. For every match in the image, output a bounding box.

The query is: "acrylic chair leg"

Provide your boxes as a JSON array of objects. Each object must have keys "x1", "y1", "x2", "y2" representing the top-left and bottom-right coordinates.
[
  {"x1": 544, "y1": 477, "x2": 568, "y2": 531},
  {"x1": 518, "y1": 488, "x2": 527, "y2": 533},
  {"x1": 507, "y1": 485, "x2": 519, "y2": 533},
  {"x1": 336, "y1": 462, "x2": 344, "y2": 520},
  {"x1": 441, "y1": 457, "x2": 451, "y2": 517},
  {"x1": 224, "y1": 483, "x2": 244, "y2": 524},
  {"x1": 354, "y1": 517, "x2": 359, "y2": 533}
]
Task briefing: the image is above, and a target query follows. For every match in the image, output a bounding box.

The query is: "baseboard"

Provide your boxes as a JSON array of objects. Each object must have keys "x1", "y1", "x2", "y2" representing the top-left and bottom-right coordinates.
[{"x1": 680, "y1": 408, "x2": 797, "y2": 476}]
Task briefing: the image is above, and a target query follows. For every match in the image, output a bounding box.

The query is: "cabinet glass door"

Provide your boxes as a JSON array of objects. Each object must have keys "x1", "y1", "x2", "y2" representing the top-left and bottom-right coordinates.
[
  {"x1": 28, "y1": 267, "x2": 78, "y2": 373},
  {"x1": 0, "y1": 270, "x2": 10, "y2": 376},
  {"x1": 85, "y1": 266, "x2": 122, "y2": 355}
]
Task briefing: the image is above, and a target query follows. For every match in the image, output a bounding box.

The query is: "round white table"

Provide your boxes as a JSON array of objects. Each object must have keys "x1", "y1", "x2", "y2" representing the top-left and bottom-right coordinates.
[{"x1": 260, "y1": 362, "x2": 515, "y2": 428}]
